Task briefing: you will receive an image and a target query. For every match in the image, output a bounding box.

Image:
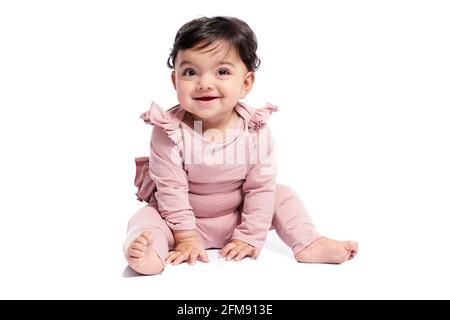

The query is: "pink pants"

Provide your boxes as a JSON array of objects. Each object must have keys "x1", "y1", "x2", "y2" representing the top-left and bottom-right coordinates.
[{"x1": 124, "y1": 184, "x2": 321, "y2": 261}]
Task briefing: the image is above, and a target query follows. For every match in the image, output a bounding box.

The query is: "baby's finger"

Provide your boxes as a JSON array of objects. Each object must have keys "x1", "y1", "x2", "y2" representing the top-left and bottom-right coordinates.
[
  {"x1": 165, "y1": 251, "x2": 179, "y2": 264},
  {"x1": 219, "y1": 243, "x2": 234, "y2": 256},
  {"x1": 173, "y1": 251, "x2": 189, "y2": 265},
  {"x1": 234, "y1": 247, "x2": 252, "y2": 261},
  {"x1": 251, "y1": 247, "x2": 260, "y2": 259},
  {"x1": 198, "y1": 250, "x2": 209, "y2": 263},
  {"x1": 219, "y1": 243, "x2": 236, "y2": 258},
  {"x1": 188, "y1": 250, "x2": 200, "y2": 265},
  {"x1": 226, "y1": 248, "x2": 240, "y2": 261}
]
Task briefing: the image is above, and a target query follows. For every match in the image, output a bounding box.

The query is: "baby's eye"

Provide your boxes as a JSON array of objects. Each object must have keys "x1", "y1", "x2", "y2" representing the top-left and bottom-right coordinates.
[
  {"x1": 182, "y1": 68, "x2": 197, "y2": 77},
  {"x1": 217, "y1": 68, "x2": 231, "y2": 76}
]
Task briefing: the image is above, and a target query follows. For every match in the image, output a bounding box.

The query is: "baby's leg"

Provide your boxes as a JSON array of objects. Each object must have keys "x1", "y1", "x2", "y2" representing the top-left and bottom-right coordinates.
[
  {"x1": 124, "y1": 205, "x2": 174, "y2": 275},
  {"x1": 272, "y1": 184, "x2": 358, "y2": 264}
]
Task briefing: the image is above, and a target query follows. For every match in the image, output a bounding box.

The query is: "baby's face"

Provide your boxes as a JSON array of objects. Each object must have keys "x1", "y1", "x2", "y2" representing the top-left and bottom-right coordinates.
[{"x1": 171, "y1": 41, "x2": 254, "y2": 122}]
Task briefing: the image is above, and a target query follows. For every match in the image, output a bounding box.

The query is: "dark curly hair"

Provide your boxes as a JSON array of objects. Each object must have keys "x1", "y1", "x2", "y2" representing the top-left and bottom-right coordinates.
[{"x1": 167, "y1": 16, "x2": 260, "y2": 72}]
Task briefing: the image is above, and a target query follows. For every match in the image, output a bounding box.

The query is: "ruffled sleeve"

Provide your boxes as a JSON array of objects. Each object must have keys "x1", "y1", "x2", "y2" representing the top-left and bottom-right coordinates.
[
  {"x1": 248, "y1": 103, "x2": 278, "y2": 130},
  {"x1": 134, "y1": 102, "x2": 180, "y2": 203},
  {"x1": 234, "y1": 102, "x2": 278, "y2": 131},
  {"x1": 139, "y1": 101, "x2": 184, "y2": 145},
  {"x1": 134, "y1": 102, "x2": 196, "y2": 231},
  {"x1": 134, "y1": 101, "x2": 184, "y2": 203}
]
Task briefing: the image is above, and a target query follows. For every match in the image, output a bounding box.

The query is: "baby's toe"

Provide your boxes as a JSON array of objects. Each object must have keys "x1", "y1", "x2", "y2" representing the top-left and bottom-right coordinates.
[
  {"x1": 134, "y1": 236, "x2": 148, "y2": 246},
  {"x1": 141, "y1": 231, "x2": 154, "y2": 244},
  {"x1": 343, "y1": 241, "x2": 358, "y2": 252},
  {"x1": 128, "y1": 256, "x2": 140, "y2": 263},
  {"x1": 131, "y1": 242, "x2": 146, "y2": 251},
  {"x1": 128, "y1": 248, "x2": 145, "y2": 258}
]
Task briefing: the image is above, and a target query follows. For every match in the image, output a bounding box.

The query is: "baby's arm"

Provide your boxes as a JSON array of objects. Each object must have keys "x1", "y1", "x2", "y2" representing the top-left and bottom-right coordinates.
[
  {"x1": 149, "y1": 126, "x2": 208, "y2": 264},
  {"x1": 220, "y1": 125, "x2": 277, "y2": 260}
]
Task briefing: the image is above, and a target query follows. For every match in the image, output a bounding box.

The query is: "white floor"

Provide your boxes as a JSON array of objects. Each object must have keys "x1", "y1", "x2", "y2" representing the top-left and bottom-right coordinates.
[{"x1": 1, "y1": 194, "x2": 449, "y2": 300}]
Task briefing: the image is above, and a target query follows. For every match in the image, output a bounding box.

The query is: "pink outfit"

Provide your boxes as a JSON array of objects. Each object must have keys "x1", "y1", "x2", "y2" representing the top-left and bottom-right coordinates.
[{"x1": 124, "y1": 102, "x2": 321, "y2": 262}]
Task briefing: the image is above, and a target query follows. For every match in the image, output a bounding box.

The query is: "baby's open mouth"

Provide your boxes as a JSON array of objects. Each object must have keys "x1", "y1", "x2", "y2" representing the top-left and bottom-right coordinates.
[{"x1": 195, "y1": 96, "x2": 219, "y2": 101}]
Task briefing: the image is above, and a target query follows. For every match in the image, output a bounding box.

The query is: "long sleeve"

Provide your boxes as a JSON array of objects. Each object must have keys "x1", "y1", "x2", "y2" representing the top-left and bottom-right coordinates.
[
  {"x1": 232, "y1": 124, "x2": 277, "y2": 248},
  {"x1": 149, "y1": 126, "x2": 196, "y2": 231}
]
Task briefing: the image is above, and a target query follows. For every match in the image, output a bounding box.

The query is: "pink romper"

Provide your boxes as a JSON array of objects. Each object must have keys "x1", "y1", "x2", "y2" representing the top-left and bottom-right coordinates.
[{"x1": 124, "y1": 102, "x2": 321, "y2": 261}]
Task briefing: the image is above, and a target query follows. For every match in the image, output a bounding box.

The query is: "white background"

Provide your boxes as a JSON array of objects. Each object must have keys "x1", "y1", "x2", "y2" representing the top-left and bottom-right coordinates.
[{"x1": 1, "y1": 0, "x2": 449, "y2": 299}]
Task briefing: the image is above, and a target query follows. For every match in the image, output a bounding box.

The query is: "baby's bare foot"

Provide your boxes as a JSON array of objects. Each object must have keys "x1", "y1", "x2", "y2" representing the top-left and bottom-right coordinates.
[
  {"x1": 295, "y1": 237, "x2": 358, "y2": 264},
  {"x1": 127, "y1": 231, "x2": 164, "y2": 275}
]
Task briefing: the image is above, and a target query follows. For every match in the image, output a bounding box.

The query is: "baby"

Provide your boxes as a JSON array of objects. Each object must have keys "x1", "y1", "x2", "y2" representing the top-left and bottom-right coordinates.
[{"x1": 124, "y1": 16, "x2": 358, "y2": 275}]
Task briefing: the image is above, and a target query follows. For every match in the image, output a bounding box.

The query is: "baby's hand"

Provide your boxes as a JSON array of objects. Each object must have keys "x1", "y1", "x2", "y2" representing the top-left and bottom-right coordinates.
[
  {"x1": 219, "y1": 239, "x2": 260, "y2": 261},
  {"x1": 166, "y1": 230, "x2": 209, "y2": 265}
]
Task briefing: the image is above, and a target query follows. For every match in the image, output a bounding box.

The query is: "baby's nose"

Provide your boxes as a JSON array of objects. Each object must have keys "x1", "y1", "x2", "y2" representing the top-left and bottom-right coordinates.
[{"x1": 196, "y1": 77, "x2": 214, "y2": 91}]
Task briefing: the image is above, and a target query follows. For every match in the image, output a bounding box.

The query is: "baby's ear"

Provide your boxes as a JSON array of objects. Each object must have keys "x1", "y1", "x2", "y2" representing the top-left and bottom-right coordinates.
[
  {"x1": 171, "y1": 71, "x2": 177, "y2": 90},
  {"x1": 240, "y1": 71, "x2": 255, "y2": 98}
]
